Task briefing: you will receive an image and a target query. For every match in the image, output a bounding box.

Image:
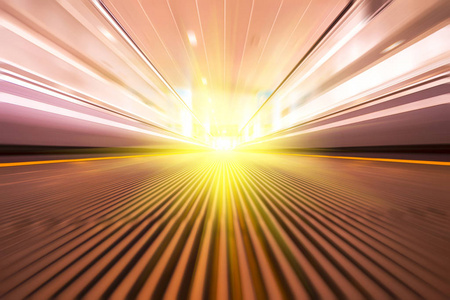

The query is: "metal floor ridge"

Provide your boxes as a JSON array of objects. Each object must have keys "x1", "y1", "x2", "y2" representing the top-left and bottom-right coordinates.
[{"x1": 0, "y1": 152, "x2": 449, "y2": 299}]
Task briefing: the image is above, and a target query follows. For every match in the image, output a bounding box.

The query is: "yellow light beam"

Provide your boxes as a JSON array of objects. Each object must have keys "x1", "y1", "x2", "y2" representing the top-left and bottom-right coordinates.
[
  {"x1": 0, "y1": 153, "x2": 186, "y2": 168},
  {"x1": 1, "y1": 152, "x2": 449, "y2": 168},
  {"x1": 275, "y1": 153, "x2": 450, "y2": 166}
]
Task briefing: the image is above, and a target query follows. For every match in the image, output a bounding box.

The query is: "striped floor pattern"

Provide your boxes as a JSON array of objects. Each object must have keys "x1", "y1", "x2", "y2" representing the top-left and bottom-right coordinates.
[{"x1": 0, "y1": 152, "x2": 449, "y2": 299}]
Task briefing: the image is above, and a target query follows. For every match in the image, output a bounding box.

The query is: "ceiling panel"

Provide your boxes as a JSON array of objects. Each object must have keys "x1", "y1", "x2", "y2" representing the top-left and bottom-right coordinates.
[{"x1": 101, "y1": 0, "x2": 350, "y2": 133}]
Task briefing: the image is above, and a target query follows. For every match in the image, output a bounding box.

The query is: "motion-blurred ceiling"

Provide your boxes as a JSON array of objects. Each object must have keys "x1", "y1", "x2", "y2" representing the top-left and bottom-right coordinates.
[{"x1": 100, "y1": 0, "x2": 350, "y2": 135}]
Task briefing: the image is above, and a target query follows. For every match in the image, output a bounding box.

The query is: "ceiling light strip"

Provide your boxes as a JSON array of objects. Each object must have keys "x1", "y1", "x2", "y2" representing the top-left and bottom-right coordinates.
[{"x1": 92, "y1": 0, "x2": 211, "y2": 138}]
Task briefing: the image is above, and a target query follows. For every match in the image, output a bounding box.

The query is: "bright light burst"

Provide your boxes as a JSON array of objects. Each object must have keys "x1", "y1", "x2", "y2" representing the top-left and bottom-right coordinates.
[{"x1": 213, "y1": 137, "x2": 236, "y2": 151}]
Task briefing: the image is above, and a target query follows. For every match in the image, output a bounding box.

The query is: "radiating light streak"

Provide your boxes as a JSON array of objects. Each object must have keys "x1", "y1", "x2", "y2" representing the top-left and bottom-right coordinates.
[
  {"x1": 230, "y1": 0, "x2": 254, "y2": 103},
  {"x1": 136, "y1": 0, "x2": 187, "y2": 80},
  {"x1": 195, "y1": 0, "x2": 213, "y2": 88},
  {"x1": 255, "y1": 0, "x2": 284, "y2": 66},
  {"x1": 235, "y1": 0, "x2": 289, "y2": 109},
  {"x1": 165, "y1": 0, "x2": 197, "y2": 71},
  {"x1": 278, "y1": 0, "x2": 312, "y2": 55},
  {"x1": 381, "y1": 40, "x2": 405, "y2": 54},
  {"x1": 99, "y1": 1, "x2": 160, "y2": 65},
  {"x1": 287, "y1": 26, "x2": 450, "y2": 123},
  {"x1": 2, "y1": 1, "x2": 179, "y2": 122},
  {"x1": 242, "y1": 95, "x2": 449, "y2": 146},
  {"x1": 0, "y1": 12, "x2": 107, "y2": 83},
  {"x1": 0, "y1": 70, "x2": 173, "y2": 128},
  {"x1": 238, "y1": 0, "x2": 352, "y2": 134},
  {"x1": 223, "y1": 0, "x2": 227, "y2": 91},
  {"x1": 274, "y1": 19, "x2": 365, "y2": 107},
  {"x1": 0, "y1": 94, "x2": 208, "y2": 147},
  {"x1": 93, "y1": 0, "x2": 210, "y2": 138},
  {"x1": 99, "y1": 27, "x2": 116, "y2": 41},
  {"x1": 279, "y1": 21, "x2": 367, "y2": 98},
  {"x1": 57, "y1": 0, "x2": 174, "y2": 100}
]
